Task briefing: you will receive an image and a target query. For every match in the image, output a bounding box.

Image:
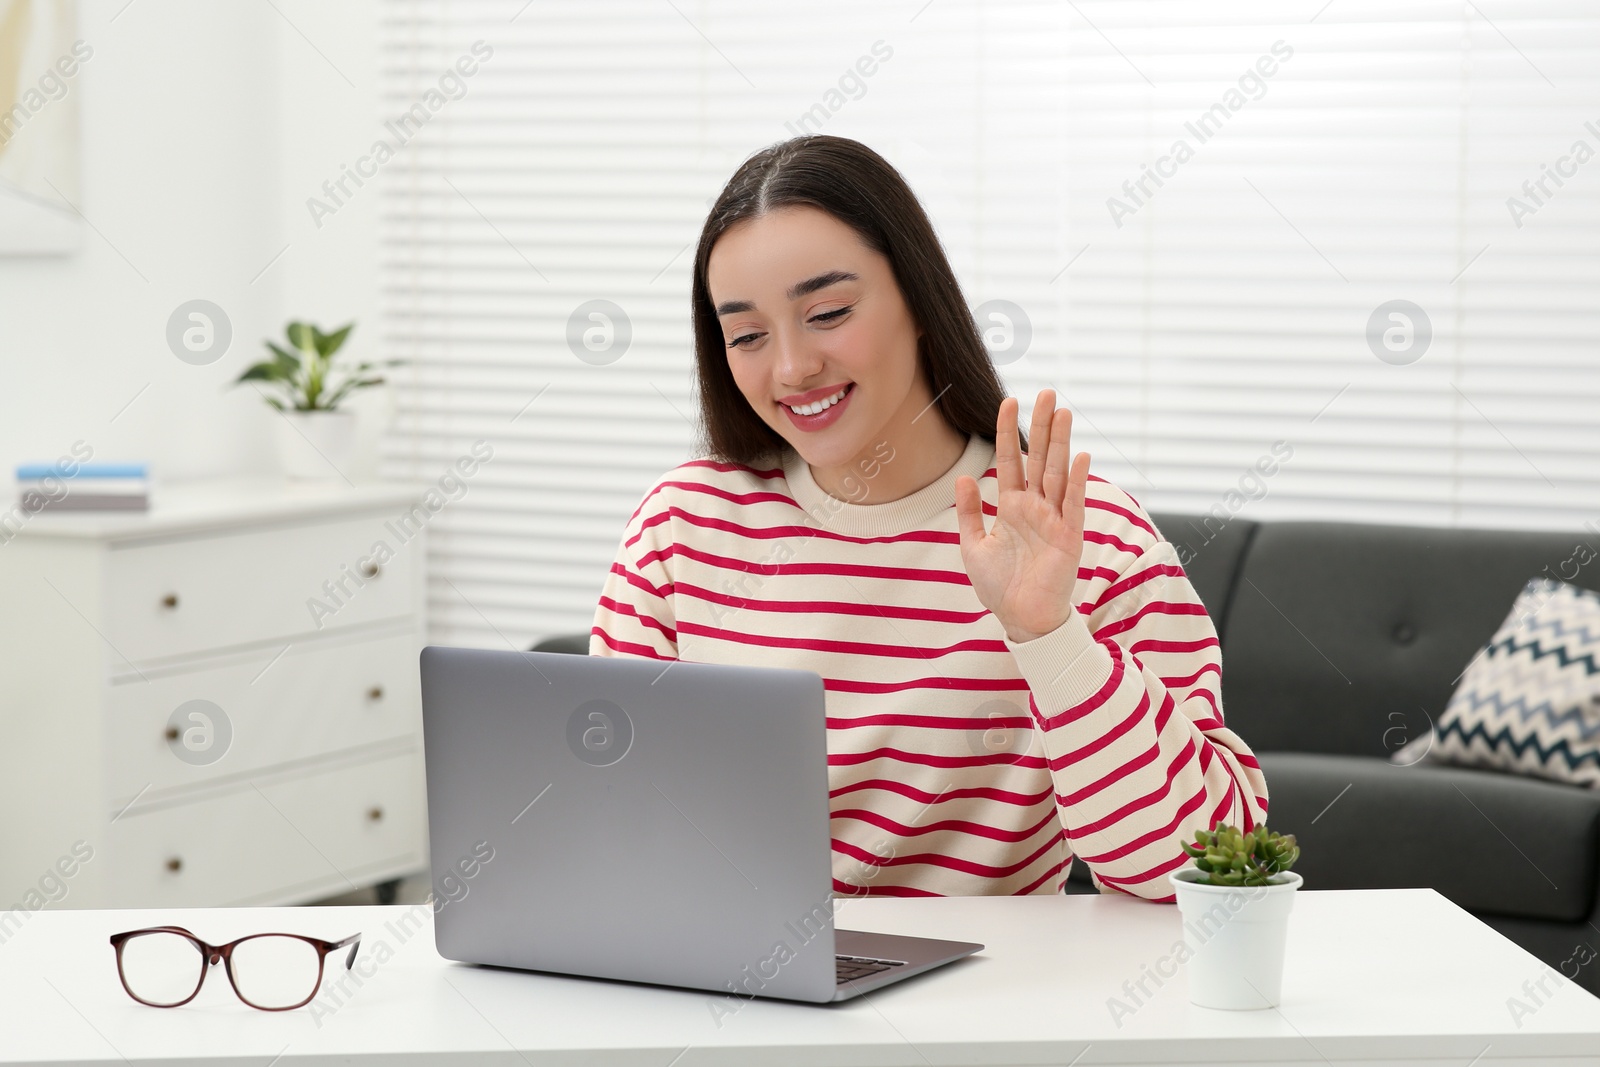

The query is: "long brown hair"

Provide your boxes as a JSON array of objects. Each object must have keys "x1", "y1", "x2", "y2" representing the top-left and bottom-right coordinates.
[{"x1": 689, "y1": 135, "x2": 1025, "y2": 464}]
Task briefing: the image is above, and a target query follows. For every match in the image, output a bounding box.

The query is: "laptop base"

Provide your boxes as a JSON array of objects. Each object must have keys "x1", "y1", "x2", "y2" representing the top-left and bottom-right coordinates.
[{"x1": 830, "y1": 929, "x2": 984, "y2": 1001}]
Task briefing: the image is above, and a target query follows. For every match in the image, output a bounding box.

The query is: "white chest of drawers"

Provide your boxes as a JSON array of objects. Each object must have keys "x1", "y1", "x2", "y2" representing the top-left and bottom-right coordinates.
[{"x1": 0, "y1": 478, "x2": 433, "y2": 910}]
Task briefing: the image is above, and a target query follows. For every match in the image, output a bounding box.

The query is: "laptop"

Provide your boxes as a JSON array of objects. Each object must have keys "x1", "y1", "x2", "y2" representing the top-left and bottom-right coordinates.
[{"x1": 418, "y1": 645, "x2": 984, "y2": 1005}]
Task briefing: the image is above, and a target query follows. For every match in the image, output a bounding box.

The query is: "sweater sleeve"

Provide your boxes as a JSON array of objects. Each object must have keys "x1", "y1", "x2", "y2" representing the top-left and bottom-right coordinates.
[
  {"x1": 1002, "y1": 518, "x2": 1269, "y2": 903},
  {"x1": 589, "y1": 484, "x2": 679, "y2": 661}
]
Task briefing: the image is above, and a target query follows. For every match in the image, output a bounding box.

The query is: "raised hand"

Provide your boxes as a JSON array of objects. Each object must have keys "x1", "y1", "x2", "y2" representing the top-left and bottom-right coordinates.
[{"x1": 953, "y1": 388, "x2": 1091, "y2": 644}]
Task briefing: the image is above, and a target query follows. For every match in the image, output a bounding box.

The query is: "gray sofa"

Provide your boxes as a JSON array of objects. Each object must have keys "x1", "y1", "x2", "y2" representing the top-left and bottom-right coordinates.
[
  {"x1": 534, "y1": 511, "x2": 1600, "y2": 996},
  {"x1": 1065, "y1": 511, "x2": 1600, "y2": 997}
]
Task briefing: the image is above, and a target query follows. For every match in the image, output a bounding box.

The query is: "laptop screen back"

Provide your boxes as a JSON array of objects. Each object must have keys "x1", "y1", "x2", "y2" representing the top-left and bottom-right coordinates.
[{"x1": 419, "y1": 646, "x2": 839, "y2": 1002}]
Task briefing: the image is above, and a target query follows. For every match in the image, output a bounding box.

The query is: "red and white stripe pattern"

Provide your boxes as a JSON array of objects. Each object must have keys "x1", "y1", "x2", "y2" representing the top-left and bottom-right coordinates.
[{"x1": 590, "y1": 433, "x2": 1269, "y2": 902}]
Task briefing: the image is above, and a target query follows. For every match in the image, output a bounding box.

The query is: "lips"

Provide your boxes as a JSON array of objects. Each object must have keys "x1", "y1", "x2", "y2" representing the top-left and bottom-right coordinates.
[
  {"x1": 783, "y1": 386, "x2": 851, "y2": 416},
  {"x1": 780, "y1": 383, "x2": 855, "y2": 432},
  {"x1": 779, "y1": 382, "x2": 854, "y2": 410}
]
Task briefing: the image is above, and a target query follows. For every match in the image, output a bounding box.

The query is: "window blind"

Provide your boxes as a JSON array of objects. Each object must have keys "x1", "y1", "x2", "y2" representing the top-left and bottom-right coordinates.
[
  {"x1": 378, "y1": 0, "x2": 1600, "y2": 651},
  {"x1": 1057, "y1": 0, "x2": 1600, "y2": 531}
]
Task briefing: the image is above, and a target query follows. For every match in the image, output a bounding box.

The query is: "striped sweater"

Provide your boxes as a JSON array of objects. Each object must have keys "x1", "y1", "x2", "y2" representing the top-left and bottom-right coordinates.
[{"x1": 589, "y1": 432, "x2": 1269, "y2": 902}]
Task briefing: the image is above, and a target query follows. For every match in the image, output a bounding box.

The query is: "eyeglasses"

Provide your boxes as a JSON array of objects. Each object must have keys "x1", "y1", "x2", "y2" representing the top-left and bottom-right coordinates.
[{"x1": 109, "y1": 925, "x2": 361, "y2": 1011}]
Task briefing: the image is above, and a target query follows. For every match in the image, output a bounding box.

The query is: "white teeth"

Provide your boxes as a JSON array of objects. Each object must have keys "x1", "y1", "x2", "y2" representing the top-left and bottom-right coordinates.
[{"x1": 788, "y1": 386, "x2": 849, "y2": 416}]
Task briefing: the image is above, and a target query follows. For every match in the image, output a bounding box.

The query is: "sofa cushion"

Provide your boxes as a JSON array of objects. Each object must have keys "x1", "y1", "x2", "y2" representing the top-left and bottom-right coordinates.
[
  {"x1": 1220, "y1": 520, "x2": 1600, "y2": 758},
  {"x1": 1413, "y1": 578, "x2": 1600, "y2": 788},
  {"x1": 531, "y1": 633, "x2": 590, "y2": 656},
  {"x1": 1256, "y1": 751, "x2": 1600, "y2": 922},
  {"x1": 1146, "y1": 511, "x2": 1257, "y2": 624}
]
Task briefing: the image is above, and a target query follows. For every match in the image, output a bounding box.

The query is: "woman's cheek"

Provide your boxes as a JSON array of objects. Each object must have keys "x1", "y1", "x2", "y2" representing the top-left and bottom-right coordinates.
[{"x1": 730, "y1": 366, "x2": 762, "y2": 411}]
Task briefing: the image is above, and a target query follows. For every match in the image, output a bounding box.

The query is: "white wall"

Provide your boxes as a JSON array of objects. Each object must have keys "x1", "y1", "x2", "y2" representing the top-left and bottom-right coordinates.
[
  {"x1": 272, "y1": 0, "x2": 388, "y2": 479},
  {"x1": 0, "y1": 0, "x2": 384, "y2": 485}
]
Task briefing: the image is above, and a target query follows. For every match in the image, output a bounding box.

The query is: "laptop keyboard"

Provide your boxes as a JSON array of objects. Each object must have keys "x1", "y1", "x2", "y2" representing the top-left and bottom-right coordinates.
[{"x1": 835, "y1": 955, "x2": 906, "y2": 984}]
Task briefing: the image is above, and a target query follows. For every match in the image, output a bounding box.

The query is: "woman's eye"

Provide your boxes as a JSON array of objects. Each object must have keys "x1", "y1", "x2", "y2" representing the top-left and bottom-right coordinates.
[{"x1": 726, "y1": 306, "x2": 850, "y2": 350}]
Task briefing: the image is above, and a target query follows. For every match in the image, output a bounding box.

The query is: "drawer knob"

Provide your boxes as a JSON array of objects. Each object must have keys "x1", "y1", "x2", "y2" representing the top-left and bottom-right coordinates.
[
  {"x1": 166, "y1": 857, "x2": 183, "y2": 873},
  {"x1": 161, "y1": 593, "x2": 179, "y2": 610},
  {"x1": 164, "y1": 725, "x2": 180, "y2": 742},
  {"x1": 359, "y1": 560, "x2": 381, "y2": 579},
  {"x1": 367, "y1": 685, "x2": 384, "y2": 702},
  {"x1": 367, "y1": 806, "x2": 384, "y2": 822}
]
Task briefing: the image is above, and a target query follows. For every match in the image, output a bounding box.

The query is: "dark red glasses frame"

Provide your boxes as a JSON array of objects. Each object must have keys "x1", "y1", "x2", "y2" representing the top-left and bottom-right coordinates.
[{"x1": 109, "y1": 925, "x2": 361, "y2": 1011}]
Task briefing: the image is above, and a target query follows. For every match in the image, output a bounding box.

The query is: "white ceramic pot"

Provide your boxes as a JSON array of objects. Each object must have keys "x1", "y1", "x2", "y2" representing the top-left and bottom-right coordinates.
[
  {"x1": 273, "y1": 410, "x2": 357, "y2": 480},
  {"x1": 1170, "y1": 867, "x2": 1302, "y2": 1010}
]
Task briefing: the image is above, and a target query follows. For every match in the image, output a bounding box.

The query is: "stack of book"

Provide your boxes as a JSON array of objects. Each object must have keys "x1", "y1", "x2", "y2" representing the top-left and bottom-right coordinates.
[{"x1": 16, "y1": 463, "x2": 150, "y2": 511}]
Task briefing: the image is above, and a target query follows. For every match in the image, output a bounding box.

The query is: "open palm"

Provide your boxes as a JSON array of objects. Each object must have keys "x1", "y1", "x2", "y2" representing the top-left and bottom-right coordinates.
[{"x1": 954, "y1": 389, "x2": 1091, "y2": 644}]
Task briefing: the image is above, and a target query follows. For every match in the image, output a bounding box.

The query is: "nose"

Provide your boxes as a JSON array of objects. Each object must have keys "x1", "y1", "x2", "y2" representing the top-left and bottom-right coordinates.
[{"x1": 771, "y1": 326, "x2": 824, "y2": 390}]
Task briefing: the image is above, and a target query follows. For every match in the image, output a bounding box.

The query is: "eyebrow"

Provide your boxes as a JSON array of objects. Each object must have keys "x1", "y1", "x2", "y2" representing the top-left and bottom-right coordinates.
[{"x1": 714, "y1": 270, "x2": 860, "y2": 317}]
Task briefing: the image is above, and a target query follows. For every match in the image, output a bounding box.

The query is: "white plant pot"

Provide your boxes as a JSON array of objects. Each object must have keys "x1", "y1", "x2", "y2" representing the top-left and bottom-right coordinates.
[
  {"x1": 273, "y1": 410, "x2": 357, "y2": 480},
  {"x1": 1170, "y1": 867, "x2": 1302, "y2": 1010}
]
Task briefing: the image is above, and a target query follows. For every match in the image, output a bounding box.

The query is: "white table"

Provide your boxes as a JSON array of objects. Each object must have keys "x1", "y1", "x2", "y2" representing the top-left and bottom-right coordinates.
[{"x1": 3, "y1": 889, "x2": 1598, "y2": 1065}]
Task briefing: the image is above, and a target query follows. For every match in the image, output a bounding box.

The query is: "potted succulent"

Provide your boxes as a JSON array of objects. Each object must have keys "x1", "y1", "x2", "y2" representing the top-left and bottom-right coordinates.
[
  {"x1": 231, "y1": 321, "x2": 399, "y2": 480},
  {"x1": 1170, "y1": 822, "x2": 1302, "y2": 1010}
]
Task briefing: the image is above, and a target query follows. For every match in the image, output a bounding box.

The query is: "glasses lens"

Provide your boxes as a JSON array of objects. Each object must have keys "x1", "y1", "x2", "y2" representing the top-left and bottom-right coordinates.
[
  {"x1": 229, "y1": 935, "x2": 323, "y2": 1009},
  {"x1": 119, "y1": 932, "x2": 204, "y2": 1006}
]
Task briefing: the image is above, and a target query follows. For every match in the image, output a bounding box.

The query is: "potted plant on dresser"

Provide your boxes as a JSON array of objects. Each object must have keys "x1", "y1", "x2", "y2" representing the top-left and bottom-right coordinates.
[
  {"x1": 232, "y1": 321, "x2": 400, "y2": 480},
  {"x1": 1170, "y1": 822, "x2": 1302, "y2": 1010}
]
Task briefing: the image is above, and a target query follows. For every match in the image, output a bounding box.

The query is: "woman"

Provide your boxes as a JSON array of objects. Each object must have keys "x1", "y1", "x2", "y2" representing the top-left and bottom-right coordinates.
[{"x1": 591, "y1": 135, "x2": 1267, "y2": 902}]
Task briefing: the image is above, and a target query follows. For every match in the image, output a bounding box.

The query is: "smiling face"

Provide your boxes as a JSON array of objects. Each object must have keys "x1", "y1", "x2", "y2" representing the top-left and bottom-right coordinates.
[{"x1": 707, "y1": 204, "x2": 966, "y2": 501}]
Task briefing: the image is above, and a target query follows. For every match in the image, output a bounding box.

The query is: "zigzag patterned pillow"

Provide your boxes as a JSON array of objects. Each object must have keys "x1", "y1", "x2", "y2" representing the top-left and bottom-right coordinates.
[{"x1": 1407, "y1": 578, "x2": 1600, "y2": 788}]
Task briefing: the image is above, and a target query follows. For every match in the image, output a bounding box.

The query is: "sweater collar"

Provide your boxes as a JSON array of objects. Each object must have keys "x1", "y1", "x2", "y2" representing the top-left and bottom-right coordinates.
[{"x1": 782, "y1": 432, "x2": 995, "y2": 538}]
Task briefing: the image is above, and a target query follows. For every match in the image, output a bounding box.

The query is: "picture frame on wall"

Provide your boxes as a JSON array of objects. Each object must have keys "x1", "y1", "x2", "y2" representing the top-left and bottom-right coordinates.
[{"x1": 0, "y1": 0, "x2": 86, "y2": 255}]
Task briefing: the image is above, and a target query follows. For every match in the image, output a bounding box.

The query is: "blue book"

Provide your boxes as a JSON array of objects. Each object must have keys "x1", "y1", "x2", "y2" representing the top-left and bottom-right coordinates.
[{"x1": 15, "y1": 462, "x2": 149, "y2": 480}]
